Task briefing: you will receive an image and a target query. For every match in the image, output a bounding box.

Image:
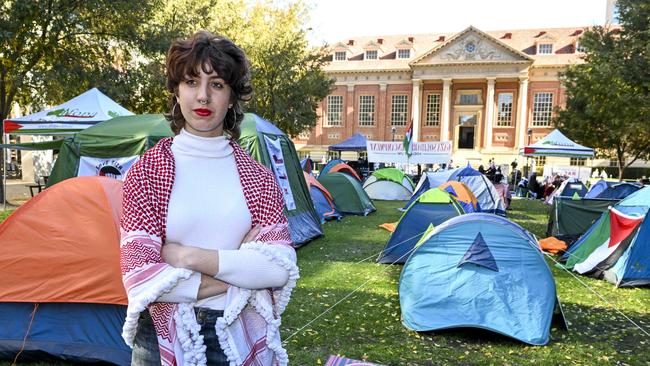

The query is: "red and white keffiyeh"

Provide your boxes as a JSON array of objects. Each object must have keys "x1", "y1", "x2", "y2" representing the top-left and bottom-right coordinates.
[{"x1": 120, "y1": 137, "x2": 298, "y2": 366}]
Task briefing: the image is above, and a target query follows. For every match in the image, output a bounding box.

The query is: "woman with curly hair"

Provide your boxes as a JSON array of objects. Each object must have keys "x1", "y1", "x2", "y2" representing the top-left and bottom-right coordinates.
[{"x1": 119, "y1": 30, "x2": 298, "y2": 366}]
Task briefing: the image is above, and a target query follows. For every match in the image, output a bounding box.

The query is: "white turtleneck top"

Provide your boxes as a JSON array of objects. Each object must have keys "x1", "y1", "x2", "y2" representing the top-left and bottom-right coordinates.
[{"x1": 157, "y1": 128, "x2": 289, "y2": 310}]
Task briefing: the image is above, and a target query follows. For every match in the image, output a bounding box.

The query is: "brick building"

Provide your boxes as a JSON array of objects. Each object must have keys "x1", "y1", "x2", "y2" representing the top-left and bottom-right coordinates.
[{"x1": 293, "y1": 25, "x2": 593, "y2": 168}]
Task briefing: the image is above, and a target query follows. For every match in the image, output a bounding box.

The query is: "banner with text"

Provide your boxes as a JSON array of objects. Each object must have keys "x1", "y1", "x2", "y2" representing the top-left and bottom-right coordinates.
[
  {"x1": 542, "y1": 165, "x2": 592, "y2": 181},
  {"x1": 366, "y1": 140, "x2": 452, "y2": 164}
]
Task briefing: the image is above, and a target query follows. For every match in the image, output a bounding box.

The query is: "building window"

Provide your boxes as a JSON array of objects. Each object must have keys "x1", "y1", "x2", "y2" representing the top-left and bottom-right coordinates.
[
  {"x1": 532, "y1": 92, "x2": 554, "y2": 127},
  {"x1": 358, "y1": 95, "x2": 375, "y2": 126},
  {"x1": 570, "y1": 157, "x2": 587, "y2": 166},
  {"x1": 458, "y1": 90, "x2": 481, "y2": 105},
  {"x1": 609, "y1": 159, "x2": 620, "y2": 167},
  {"x1": 397, "y1": 49, "x2": 410, "y2": 59},
  {"x1": 496, "y1": 93, "x2": 513, "y2": 126},
  {"x1": 390, "y1": 94, "x2": 408, "y2": 126},
  {"x1": 425, "y1": 94, "x2": 441, "y2": 126},
  {"x1": 363, "y1": 134, "x2": 373, "y2": 140},
  {"x1": 575, "y1": 42, "x2": 586, "y2": 53},
  {"x1": 334, "y1": 51, "x2": 346, "y2": 61},
  {"x1": 365, "y1": 50, "x2": 378, "y2": 60},
  {"x1": 533, "y1": 156, "x2": 546, "y2": 166},
  {"x1": 298, "y1": 131, "x2": 310, "y2": 140},
  {"x1": 326, "y1": 95, "x2": 343, "y2": 126},
  {"x1": 327, "y1": 133, "x2": 341, "y2": 140},
  {"x1": 538, "y1": 44, "x2": 553, "y2": 54}
]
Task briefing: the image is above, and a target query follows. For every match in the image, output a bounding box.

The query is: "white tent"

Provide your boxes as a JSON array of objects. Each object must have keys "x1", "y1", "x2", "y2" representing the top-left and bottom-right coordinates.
[
  {"x1": 1, "y1": 88, "x2": 133, "y2": 206},
  {"x1": 519, "y1": 129, "x2": 594, "y2": 158},
  {"x1": 3, "y1": 88, "x2": 133, "y2": 135}
]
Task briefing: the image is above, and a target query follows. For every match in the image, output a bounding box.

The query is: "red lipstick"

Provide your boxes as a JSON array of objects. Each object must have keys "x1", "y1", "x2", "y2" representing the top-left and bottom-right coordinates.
[{"x1": 193, "y1": 108, "x2": 212, "y2": 117}]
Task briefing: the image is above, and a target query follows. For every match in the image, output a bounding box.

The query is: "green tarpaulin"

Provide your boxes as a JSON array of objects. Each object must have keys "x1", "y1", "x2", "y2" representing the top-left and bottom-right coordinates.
[
  {"x1": 47, "y1": 114, "x2": 173, "y2": 187},
  {"x1": 238, "y1": 113, "x2": 322, "y2": 246},
  {"x1": 546, "y1": 197, "x2": 619, "y2": 238}
]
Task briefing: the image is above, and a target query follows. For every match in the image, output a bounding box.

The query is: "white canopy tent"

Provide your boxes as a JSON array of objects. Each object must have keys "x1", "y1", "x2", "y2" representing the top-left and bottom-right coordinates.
[
  {"x1": 1, "y1": 88, "x2": 133, "y2": 206},
  {"x1": 519, "y1": 129, "x2": 595, "y2": 183},
  {"x1": 2, "y1": 88, "x2": 133, "y2": 135},
  {"x1": 519, "y1": 129, "x2": 594, "y2": 158}
]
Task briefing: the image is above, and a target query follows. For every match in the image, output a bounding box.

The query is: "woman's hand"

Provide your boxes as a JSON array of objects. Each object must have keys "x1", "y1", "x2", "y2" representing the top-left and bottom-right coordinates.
[
  {"x1": 241, "y1": 224, "x2": 261, "y2": 245},
  {"x1": 161, "y1": 242, "x2": 194, "y2": 268},
  {"x1": 162, "y1": 243, "x2": 219, "y2": 276}
]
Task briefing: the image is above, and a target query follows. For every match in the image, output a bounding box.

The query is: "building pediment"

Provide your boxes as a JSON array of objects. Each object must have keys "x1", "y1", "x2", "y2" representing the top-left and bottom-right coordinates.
[
  {"x1": 331, "y1": 42, "x2": 349, "y2": 51},
  {"x1": 363, "y1": 40, "x2": 382, "y2": 50},
  {"x1": 394, "y1": 39, "x2": 413, "y2": 49},
  {"x1": 411, "y1": 26, "x2": 533, "y2": 66}
]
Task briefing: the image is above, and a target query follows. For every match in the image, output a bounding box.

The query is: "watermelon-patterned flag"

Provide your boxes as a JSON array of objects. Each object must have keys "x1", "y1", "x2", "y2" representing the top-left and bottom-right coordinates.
[{"x1": 403, "y1": 119, "x2": 413, "y2": 158}]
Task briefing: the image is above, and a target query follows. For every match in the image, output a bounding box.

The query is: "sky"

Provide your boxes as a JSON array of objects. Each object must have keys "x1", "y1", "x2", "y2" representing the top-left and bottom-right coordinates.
[{"x1": 305, "y1": 0, "x2": 608, "y2": 46}]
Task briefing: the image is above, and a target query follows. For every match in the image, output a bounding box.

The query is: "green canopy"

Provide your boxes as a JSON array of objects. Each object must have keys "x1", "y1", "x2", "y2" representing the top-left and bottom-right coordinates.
[
  {"x1": 238, "y1": 113, "x2": 322, "y2": 246},
  {"x1": 0, "y1": 139, "x2": 65, "y2": 151},
  {"x1": 318, "y1": 172, "x2": 376, "y2": 216},
  {"x1": 47, "y1": 114, "x2": 173, "y2": 187},
  {"x1": 371, "y1": 168, "x2": 414, "y2": 188}
]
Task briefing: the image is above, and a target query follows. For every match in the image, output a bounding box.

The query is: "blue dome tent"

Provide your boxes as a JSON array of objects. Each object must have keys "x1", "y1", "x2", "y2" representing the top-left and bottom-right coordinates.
[
  {"x1": 400, "y1": 214, "x2": 559, "y2": 345},
  {"x1": 378, "y1": 188, "x2": 464, "y2": 264}
]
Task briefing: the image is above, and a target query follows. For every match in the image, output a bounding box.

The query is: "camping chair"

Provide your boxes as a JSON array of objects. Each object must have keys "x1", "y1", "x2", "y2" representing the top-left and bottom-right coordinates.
[{"x1": 28, "y1": 176, "x2": 49, "y2": 197}]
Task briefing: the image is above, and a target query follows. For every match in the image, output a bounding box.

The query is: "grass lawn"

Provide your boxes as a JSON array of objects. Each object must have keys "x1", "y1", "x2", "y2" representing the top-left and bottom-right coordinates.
[{"x1": 2, "y1": 199, "x2": 649, "y2": 365}]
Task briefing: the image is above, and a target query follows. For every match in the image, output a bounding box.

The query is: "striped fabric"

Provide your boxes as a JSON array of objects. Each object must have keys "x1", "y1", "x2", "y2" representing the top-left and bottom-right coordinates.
[
  {"x1": 325, "y1": 355, "x2": 384, "y2": 366},
  {"x1": 120, "y1": 137, "x2": 297, "y2": 365}
]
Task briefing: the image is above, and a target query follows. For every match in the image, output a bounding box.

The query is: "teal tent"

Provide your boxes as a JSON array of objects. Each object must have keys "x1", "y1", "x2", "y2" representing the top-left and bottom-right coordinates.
[{"x1": 400, "y1": 214, "x2": 559, "y2": 345}]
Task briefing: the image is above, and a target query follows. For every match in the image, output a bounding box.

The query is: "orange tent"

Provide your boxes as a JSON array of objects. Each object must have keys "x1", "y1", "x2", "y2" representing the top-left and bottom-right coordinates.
[
  {"x1": 438, "y1": 181, "x2": 480, "y2": 213},
  {"x1": 303, "y1": 172, "x2": 341, "y2": 221},
  {"x1": 329, "y1": 163, "x2": 362, "y2": 181},
  {"x1": 0, "y1": 176, "x2": 126, "y2": 304},
  {"x1": 0, "y1": 176, "x2": 130, "y2": 364}
]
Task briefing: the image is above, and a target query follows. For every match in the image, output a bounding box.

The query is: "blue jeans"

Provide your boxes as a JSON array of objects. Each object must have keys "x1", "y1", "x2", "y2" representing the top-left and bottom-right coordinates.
[{"x1": 132, "y1": 308, "x2": 229, "y2": 365}]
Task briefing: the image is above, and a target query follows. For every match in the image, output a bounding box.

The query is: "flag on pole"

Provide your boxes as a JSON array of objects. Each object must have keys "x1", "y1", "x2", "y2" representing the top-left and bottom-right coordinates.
[{"x1": 403, "y1": 119, "x2": 413, "y2": 157}]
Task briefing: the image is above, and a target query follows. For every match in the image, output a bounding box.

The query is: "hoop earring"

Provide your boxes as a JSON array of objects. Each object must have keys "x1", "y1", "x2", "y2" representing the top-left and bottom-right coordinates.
[{"x1": 171, "y1": 102, "x2": 180, "y2": 126}]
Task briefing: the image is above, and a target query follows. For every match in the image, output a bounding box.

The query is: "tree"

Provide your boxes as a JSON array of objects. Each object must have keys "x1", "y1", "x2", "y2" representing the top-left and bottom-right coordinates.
[
  {"x1": 136, "y1": 0, "x2": 333, "y2": 136},
  {"x1": 554, "y1": 0, "x2": 650, "y2": 180},
  {"x1": 0, "y1": 0, "x2": 161, "y2": 120},
  {"x1": 240, "y1": 2, "x2": 333, "y2": 137}
]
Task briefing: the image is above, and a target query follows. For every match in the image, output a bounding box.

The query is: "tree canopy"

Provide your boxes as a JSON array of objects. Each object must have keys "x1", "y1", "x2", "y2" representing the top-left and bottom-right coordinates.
[
  {"x1": 1, "y1": 0, "x2": 332, "y2": 137},
  {"x1": 0, "y1": 0, "x2": 158, "y2": 121},
  {"x1": 554, "y1": 0, "x2": 650, "y2": 179}
]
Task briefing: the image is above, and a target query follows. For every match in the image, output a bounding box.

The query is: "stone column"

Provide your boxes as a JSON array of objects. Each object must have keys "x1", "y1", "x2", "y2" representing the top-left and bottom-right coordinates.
[
  {"x1": 441, "y1": 78, "x2": 453, "y2": 141},
  {"x1": 379, "y1": 83, "x2": 388, "y2": 140},
  {"x1": 411, "y1": 79, "x2": 422, "y2": 142},
  {"x1": 346, "y1": 84, "x2": 355, "y2": 139},
  {"x1": 485, "y1": 77, "x2": 496, "y2": 149},
  {"x1": 516, "y1": 77, "x2": 529, "y2": 148}
]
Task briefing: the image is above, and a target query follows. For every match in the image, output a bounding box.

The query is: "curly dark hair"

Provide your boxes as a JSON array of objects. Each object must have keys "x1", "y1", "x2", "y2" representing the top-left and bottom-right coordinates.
[{"x1": 164, "y1": 30, "x2": 252, "y2": 139}]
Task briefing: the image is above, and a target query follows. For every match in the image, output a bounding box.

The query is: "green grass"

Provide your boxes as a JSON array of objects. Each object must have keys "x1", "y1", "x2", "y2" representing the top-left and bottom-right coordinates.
[{"x1": 2, "y1": 200, "x2": 649, "y2": 365}]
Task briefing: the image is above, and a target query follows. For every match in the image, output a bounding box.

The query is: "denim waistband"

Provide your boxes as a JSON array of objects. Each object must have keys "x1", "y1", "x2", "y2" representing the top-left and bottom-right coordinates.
[{"x1": 194, "y1": 307, "x2": 224, "y2": 324}]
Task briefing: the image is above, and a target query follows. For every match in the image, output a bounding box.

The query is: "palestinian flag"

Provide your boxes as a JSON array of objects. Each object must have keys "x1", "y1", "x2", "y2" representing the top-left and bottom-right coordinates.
[
  {"x1": 403, "y1": 119, "x2": 413, "y2": 158},
  {"x1": 571, "y1": 207, "x2": 645, "y2": 275}
]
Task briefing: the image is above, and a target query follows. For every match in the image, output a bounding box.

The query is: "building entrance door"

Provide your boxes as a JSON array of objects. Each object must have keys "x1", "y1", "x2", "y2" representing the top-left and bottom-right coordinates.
[{"x1": 457, "y1": 113, "x2": 477, "y2": 149}]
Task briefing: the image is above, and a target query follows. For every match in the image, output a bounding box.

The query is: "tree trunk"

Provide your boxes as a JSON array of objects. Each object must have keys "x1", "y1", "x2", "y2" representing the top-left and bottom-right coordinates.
[{"x1": 618, "y1": 158, "x2": 625, "y2": 181}]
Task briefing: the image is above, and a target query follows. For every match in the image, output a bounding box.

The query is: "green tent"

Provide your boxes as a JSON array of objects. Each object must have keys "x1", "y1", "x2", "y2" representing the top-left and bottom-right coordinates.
[
  {"x1": 363, "y1": 167, "x2": 415, "y2": 200},
  {"x1": 237, "y1": 113, "x2": 322, "y2": 246},
  {"x1": 546, "y1": 197, "x2": 619, "y2": 241},
  {"x1": 47, "y1": 114, "x2": 173, "y2": 187},
  {"x1": 318, "y1": 172, "x2": 376, "y2": 216}
]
